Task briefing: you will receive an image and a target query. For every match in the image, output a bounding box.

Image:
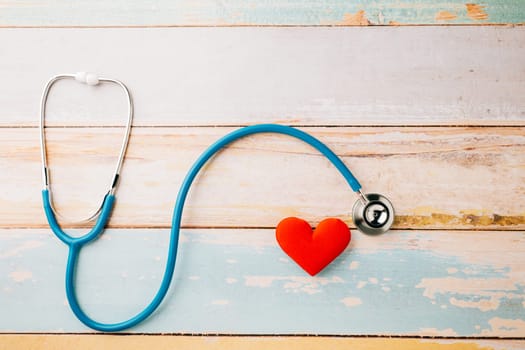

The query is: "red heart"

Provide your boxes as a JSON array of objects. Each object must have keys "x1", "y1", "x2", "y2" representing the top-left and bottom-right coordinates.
[{"x1": 276, "y1": 217, "x2": 351, "y2": 276}]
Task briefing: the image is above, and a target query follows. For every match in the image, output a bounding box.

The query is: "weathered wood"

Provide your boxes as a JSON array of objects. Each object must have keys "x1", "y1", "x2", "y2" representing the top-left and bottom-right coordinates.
[
  {"x1": 1, "y1": 19, "x2": 523, "y2": 340},
  {"x1": 1, "y1": 126, "x2": 523, "y2": 230},
  {"x1": 0, "y1": 0, "x2": 524, "y2": 26},
  {"x1": 1, "y1": 27, "x2": 524, "y2": 127},
  {"x1": 0, "y1": 335, "x2": 523, "y2": 350},
  {"x1": 1, "y1": 228, "x2": 524, "y2": 335}
]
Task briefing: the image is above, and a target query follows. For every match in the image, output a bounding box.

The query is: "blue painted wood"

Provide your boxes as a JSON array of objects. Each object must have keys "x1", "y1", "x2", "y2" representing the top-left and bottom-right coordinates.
[
  {"x1": 1, "y1": 229, "x2": 523, "y2": 335},
  {"x1": 0, "y1": 0, "x2": 523, "y2": 26}
]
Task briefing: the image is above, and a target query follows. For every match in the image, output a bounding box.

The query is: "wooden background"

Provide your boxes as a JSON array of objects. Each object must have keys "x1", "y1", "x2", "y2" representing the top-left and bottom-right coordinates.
[{"x1": 1, "y1": 1, "x2": 524, "y2": 349}]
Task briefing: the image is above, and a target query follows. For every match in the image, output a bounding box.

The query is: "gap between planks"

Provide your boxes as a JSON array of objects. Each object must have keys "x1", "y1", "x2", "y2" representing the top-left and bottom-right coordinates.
[
  {"x1": 1, "y1": 24, "x2": 524, "y2": 28},
  {"x1": 3, "y1": 124, "x2": 525, "y2": 128},
  {"x1": 4, "y1": 226, "x2": 525, "y2": 232},
  {"x1": 2, "y1": 333, "x2": 525, "y2": 339}
]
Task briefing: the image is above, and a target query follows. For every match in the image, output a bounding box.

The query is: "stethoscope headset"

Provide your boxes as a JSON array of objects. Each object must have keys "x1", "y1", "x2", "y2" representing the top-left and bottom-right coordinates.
[{"x1": 40, "y1": 73, "x2": 394, "y2": 332}]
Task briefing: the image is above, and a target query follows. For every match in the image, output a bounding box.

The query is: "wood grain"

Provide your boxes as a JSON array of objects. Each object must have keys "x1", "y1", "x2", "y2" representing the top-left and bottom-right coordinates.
[
  {"x1": 0, "y1": 0, "x2": 524, "y2": 26},
  {"x1": 1, "y1": 20, "x2": 523, "y2": 341},
  {"x1": 1, "y1": 27, "x2": 524, "y2": 127},
  {"x1": 0, "y1": 335, "x2": 524, "y2": 350},
  {"x1": 2, "y1": 126, "x2": 523, "y2": 230},
  {"x1": 1, "y1": 228, "x2": 524, "y2": 335}
]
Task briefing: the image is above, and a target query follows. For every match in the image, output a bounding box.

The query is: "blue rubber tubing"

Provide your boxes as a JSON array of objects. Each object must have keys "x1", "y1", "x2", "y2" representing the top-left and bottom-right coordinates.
[{"x1": 42, "y1": 124, "x2": 362, "y2": 332}]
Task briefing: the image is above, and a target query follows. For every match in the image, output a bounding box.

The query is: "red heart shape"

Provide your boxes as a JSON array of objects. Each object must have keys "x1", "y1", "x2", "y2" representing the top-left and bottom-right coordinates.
[{"x1": 276, "y1": 217, "x2": 351, "y2": 276}]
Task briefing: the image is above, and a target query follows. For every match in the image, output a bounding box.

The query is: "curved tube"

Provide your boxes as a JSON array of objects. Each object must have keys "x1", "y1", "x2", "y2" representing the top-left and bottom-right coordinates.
[
  {"x1": 51, "y1": 124, "x2": 362, "y2": 332},
  {"x1": 43, "y1": 190, "x2": 115, "y2": 246}
]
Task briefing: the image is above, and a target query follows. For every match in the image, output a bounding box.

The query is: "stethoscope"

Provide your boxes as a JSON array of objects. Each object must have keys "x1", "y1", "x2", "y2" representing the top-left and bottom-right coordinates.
[{"x1": 40, "y1": 73, "x2": 394, "y2": 332}]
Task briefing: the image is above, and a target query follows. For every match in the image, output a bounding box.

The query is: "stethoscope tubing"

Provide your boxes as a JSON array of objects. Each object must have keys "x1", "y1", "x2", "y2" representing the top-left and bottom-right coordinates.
[{"x1": 43, "y1": 124, "x2": 363, "y2": 332}]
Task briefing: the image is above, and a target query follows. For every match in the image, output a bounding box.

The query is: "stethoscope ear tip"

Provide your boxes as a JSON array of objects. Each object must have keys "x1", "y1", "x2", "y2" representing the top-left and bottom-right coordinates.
[
  {"x1": 74, "y1": 71, "x2": 100, "y2": 86},
  {"x1": 352, "y1": 193, "x2": 394, "y2": 235}
]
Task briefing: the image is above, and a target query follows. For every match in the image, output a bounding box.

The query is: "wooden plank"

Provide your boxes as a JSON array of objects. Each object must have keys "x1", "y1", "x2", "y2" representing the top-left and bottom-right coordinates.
[
  {"x1": 0, "y1": 1, "x2": 524, "y2": 26},
  {"x1": 0, "y1": 336, "x2": 524, "y2": 350},
  {"x1": 1, "y1": 126, "x2": 524, "y2": 230},
  {"x1": 1, "y1": 228, "x2": 524, "y2": 335},
  {"x1": 1, "y1": 27, "x2": 524, "y2": 127}
]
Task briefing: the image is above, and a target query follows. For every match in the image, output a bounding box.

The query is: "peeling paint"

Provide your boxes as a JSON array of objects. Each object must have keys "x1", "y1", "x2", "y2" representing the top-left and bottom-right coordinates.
[
  {"x1": 8, "y1": 270, "x2": 32, "y2": 282},
  {"x1": 338, "y1": 10, "x2": 370, "y2": 26},
  {"x1": 419, "y1": 328, "x2": 458, "y2": 337},
  {"x1": 412, "y1": 206, "x2": 445, "y2": 216},
  {"x1": 2, "y1": 229, "x2": 524, "y2": 334},
  {"x1": 341, "y1": 297, "x2": 362, "y2": 307},
  {"x1": 466, "y1": 4, "x2": 489, "y2": 20},
  {"x1": 0, "y1": 240, "x2": 43, "y2": 259},
  {"x1": 0, "y1": 1, "x2": 523, "y2": 26},
  {"x1": 417, "y1": 277, "x2": 519, "y2": 299},
  {"x1": 480, "y1": 317, "x2": 525, "y2": 337},
  {"x1": 416, "y1": 277, "x2": 525, "y2": 314},
  {"x1": 195, "y1": 232, "x2": 274, "y2": 247},
  {"x1": 244, "y1": 275, "x2": 344, "y2": 294},
  {"x1": 449, "y1": 296, "x2": 499, "y2": 312},
  {"x1": 435, "y1": 11, "x2": 458, "y2": 21},
  {"x1": 395, "y1": 213, "x2": 525, "y2": 228},
  {"x1": 245, "y1": 276, "x2": 275, "y2": 288}
]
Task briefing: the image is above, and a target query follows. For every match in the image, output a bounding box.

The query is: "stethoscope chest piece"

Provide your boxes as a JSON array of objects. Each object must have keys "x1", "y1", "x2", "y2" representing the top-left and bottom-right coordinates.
[{"x1": 352, "y1": 193, "x2": 394, "y2": 235}]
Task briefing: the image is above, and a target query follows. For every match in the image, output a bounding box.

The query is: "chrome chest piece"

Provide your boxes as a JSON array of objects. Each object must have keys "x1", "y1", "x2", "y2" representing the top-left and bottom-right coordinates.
[{"x1": 352, "y1": 191, "x2": 395, "y2": 235}]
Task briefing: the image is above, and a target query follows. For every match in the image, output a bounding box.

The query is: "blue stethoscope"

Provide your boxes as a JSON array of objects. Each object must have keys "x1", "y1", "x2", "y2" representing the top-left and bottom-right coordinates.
[{"x1": 40, "y1": 73, "x2": 394, "y2": 332}]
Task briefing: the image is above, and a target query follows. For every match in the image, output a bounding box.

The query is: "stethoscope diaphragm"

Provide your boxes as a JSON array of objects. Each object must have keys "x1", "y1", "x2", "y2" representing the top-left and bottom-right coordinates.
[{"x1": 352, "y1": 193, "x2": 394, "y2": 235}]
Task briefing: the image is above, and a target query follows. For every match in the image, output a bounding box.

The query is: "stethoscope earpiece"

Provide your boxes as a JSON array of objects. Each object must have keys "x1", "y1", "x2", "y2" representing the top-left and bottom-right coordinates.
[
  {"x1": 74, "y1": 71, "x2": 100, "y2": 86},
  {"x1": 40, "y1": 73, "x2": 133, "y2": 224},
  {"x1": 352, "y1": 193, "x2": 394, "y2": 235}
]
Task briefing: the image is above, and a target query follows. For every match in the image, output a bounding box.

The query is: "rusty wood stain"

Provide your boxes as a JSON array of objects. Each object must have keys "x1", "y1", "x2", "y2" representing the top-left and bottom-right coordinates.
[
  {"x1": 466, "y1": 3, "x2": 489, "y2": 20},
  {"x1": 435, "y1": 11, "x2": 458, "y2": 21},
  {"x1": 338, "y1": 10, "x2": 371, "y2": 26},
  {"x1": 395, "y1": 213, "x2": 525, "y2": 228},
  {"x1": 53, "y1": 214, "x2": 525, "y2": 230}
]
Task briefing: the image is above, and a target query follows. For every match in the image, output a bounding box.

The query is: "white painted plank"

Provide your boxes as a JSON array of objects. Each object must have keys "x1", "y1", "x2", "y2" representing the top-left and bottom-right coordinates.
[
  {"x1": 0, "y1": 27, "x2": 524, "y2": 127},
  {"x1": 1, "y1": 126, "x2": 524, "y2": 229},
  {"x1": 1, "y1": 228, "x2": 524, "y2": 335}
]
